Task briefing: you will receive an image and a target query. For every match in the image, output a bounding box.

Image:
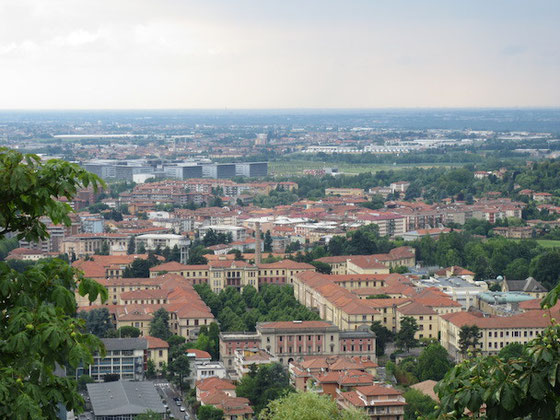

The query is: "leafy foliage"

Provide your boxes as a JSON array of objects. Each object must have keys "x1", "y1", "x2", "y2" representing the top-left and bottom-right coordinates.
[
  {"x1": 194, "y1": 284, "x2": 320, "y2": 333},
  {"x1": 197, "y1": 405, "x2": 225, "y2": 420},
  {"x1": 259, "y1": 390, "x2": 368, "y2": 420},
  {"x1": 149, "y1": 308, "x2": 172, "y2": 340},
  {"x1": 458, "y1": 325, "x2": 481, "y2": 356},
  {"x1": 370, "y1": 321, "x2": 394, "y2": 357},
  {"x1": 396, "y1": 316, "x2": 419, "y2": 351},
  {"x1": 416, "y1": 343, "x2": 454, "y2": 381},
  {"x1": 236, "y1": 362, "x2": 293, "y2": 414},
  {"x1": 77, "y1": 308, "x2": 115, "y2": 337},
  {"x1": 434, "y1": 283, "x2": 560, "y2": 419},
  {"x1": 0, "y1": 149, "x2": 107, "y2": 419},
  {"x1": 135, "y1": 410, "x2": 164, "y2": 420},
  {"x1": 403, "y1": 389, "x2": 437, "y2": 420}
]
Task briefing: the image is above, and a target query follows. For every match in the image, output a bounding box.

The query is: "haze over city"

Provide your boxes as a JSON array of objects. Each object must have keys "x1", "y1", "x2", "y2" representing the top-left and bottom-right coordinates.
[
  {"x1": 3, "y1": 2, "x2": 560, "y2": 420},
  {"x1": 1, "y1": 0, "x2": 559, "y2": 109}
]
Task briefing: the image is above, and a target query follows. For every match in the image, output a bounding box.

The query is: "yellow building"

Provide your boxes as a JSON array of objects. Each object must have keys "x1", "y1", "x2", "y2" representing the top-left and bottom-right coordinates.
[
  {"x1": 396, "y1": 302, "x2": 439, "y2": 340},
  {"x1": 146, "y1": 335, "x2": 169, "y2": 371},
  {"x1": 439, "y1": 310, "x2": 555, "y2": 360}
]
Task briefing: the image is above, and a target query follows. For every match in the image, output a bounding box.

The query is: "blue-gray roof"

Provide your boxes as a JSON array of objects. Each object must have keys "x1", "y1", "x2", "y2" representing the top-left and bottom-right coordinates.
[{"x1": 87, "y1": 381, "x2": 165, "y2": 416}]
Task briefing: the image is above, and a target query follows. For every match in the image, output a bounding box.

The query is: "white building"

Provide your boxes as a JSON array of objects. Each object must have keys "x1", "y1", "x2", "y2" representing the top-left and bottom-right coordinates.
[
  {"x1": 194, "y1": 361, "x2": 228, "y2": 381},
  {"x1": 199, "y1": 225, "x2": 247, "y2": 242},
  {"x1": 135, "y1": 234, "x2": 190, "y2": 263}
]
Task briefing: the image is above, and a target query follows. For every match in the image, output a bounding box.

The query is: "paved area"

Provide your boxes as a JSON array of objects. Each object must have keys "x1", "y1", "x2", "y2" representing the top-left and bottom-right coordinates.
[{"x1": 155, "y1": 381, "x2": 196, "y2": 420}]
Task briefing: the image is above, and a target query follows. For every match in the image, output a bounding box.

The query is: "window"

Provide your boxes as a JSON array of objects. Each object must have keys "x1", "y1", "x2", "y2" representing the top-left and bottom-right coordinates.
[{"x1": 159, "y1": 350, "x2": 163, "y2": 357}]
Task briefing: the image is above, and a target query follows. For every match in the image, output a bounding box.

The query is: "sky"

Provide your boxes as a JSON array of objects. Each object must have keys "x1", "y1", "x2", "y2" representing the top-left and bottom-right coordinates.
[{"x1": 0, "y1": 0, "x2": 559, "y2": 109}]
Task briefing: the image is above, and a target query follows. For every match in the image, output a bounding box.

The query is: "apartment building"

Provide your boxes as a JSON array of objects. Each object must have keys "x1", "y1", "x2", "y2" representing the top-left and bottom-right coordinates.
[
  {"x1": 199, "y1": 225, "x2": 247, "y2": 242},
  {"x1": 76, "y1": 338, "x2": 146, "y2": 382},
  {"x1": 62, "y1": 233, "x2": 130, "y2": 257},
  {"x1": 257, "y1": 259, "x2": 315, "y2": 285},
  {"x1": 149, "y1": 259, "x2": 315, "y2": 292},
  {"x1": 338, "y1": 384, "x2": 406, "y2": 420},
  {"x1": 396, "y1": 302, "x2": 439, "y2": 340},
  {"x1": 293, "y1": 271, "x2": 381, "y2": 331},
  {"x1": 196, "y1": 377, "x2": 254, "y2": 420},
  {"x1": 77, "y1": 274, "x2": 215, "y2": 340},
  {"x1": 439, "y1": 309, "x2": 556, "y2": 360},
  {"x1": 316, "y1": 246, "x2": 415, "y2": 275},
  {"x1": 325, "y1": 188, "x2": 366, "y2": 197},
  {"x1": 355, "y1": 213, "x2": 407, "y2": 237},
  {"x1": 219, "y1": 321, "x2": 376, "y2": 372}
]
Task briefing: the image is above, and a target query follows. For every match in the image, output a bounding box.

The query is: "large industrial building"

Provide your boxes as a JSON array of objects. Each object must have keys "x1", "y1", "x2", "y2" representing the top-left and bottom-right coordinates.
[{"x1": 82, "y1": 159, "x2": 267, "y2": 180}]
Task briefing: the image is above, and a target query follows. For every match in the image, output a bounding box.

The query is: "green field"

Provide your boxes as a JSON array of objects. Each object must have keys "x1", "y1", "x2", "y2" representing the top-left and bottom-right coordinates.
[
  {"x1": 269, "y1": 160, "x2": 464, "y2": 176},
  {"x1": 509, "y1": 239, "x2": 560, "y2": 248}
]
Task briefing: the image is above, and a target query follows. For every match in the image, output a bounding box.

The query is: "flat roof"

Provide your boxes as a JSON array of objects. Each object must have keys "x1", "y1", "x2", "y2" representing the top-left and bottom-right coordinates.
[
  {"x1": 101, "y1": 338, "x2": 147, "y2": 351},
  {"x1": 87, "y1": 381, "x2": 165, "y2": 416}
]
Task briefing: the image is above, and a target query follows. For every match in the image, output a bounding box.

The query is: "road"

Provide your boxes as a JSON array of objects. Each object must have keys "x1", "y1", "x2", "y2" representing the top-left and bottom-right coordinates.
[{"x1": 154, "y1": 380, "x2": 196, "y2": 420}]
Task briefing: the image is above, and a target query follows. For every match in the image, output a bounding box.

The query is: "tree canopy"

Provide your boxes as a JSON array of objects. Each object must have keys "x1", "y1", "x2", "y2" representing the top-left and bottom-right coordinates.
[
  {"x1": 0, "y1": 149, "x2": 107, "y2": 419},
  {"x1": 259, "y1": 391, "x2": 368, "y2": 420},
  {"x1": 236, "y1": 362, "x2": 293, "y2": 414}
]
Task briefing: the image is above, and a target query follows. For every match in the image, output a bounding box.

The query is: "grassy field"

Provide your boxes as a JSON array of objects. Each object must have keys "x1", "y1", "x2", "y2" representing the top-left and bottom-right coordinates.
[
  {"x1": 533, "y1": 240, "x2": 560, "y2": 248},
  {"x1": 269, "y1": 160, "x2": 465, "y2": 176},
  {"x1": 509, "y1": 239, "x2": 560, "y2": 248}
]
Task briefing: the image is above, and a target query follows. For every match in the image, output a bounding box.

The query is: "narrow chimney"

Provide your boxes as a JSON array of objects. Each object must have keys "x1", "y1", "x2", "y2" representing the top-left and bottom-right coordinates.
[{"x1": 255, "y1": 222, "x2": 262, "y2": 265}]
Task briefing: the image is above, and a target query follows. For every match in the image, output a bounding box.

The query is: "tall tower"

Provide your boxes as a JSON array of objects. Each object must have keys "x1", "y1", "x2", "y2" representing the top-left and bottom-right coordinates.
[{"x1": 255, "y1": 222, "x2": 262, "y2": 265}]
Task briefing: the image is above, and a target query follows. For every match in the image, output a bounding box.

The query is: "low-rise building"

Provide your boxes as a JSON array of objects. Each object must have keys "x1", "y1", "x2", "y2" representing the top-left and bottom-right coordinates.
[
  {"x1": 145, "y1": 335, "x2": 169, "y2": 372},
  {"x1": 220, "y1": 321, "x2": 376, "y2": 371},
  {"x1": 233, "y1": 348, "x2": 278, "y2": 380},
  {"x1": 196, "y1": 377, "x2": 253, "y2": 420},
  {"x1": 501, "y1": 277, "x2": 548, "y2": 299},
  {"x1": 87, "y1": 381, "x2": 166, "y2": 420},
  {"x1": 337, "y1": 384, "x2": 406, "y2": 420},
  {"x1": 77, "y1": 338, "x2": 147, "y2": 382},
  {"x1": 439, "y1": 309, "x2": 557, "y2": 360}
]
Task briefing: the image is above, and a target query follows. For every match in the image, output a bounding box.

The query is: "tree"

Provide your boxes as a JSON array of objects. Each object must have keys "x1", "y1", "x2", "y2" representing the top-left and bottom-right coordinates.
[
  {"x1": 310, "y1": 261, "x2": 332, "y2": 274},
  {"x1": 104, "y1": 373, "x2": 120, "y2": 382},
  {"x1": 123, "y1": 258, "x2": 152, "y2": 278},
  {"x1": 150, "y1": 308, "x2": 172, "y2": 340},
  {"x1": 403, "y1": 389, "x2": 436, "y2": 420},
  {"x1": 259, "y1": 391, "x2": 368, "y2": 420},
  {"x1": 498, "y1": 342, "x2": 524, "y2": 360},
  {"x1": 188, "y1": 245, "x2": 209, "y2": 265},
  {"x1": 396, "y1": 316, "x2": 418, "y2": 351},
  {"x1": 264, "y1": 230, "x2": 273, "y2": 253},
  {"x1": 458, "y1": 325, "x2": 481, "y2": 356},
  {"x1": 169, "y1": 244, "x2": 181, "y2": 262},
  {"x1": 77, "y1": 374, "x2": 94, "y2": 391},
  {"x1": 77, "y1": 308, "x2": 115, "y2": 337},
  {"x1": 137, "y1": 242, "x2": 146, "y2": 254},
  {"x1": 435, "y1": 317, "x2": 560, "y2": 418},
  {"x1": 117, "y1": 326, "x2": 141, "y2": 338},
  {"x1": 127, "y1": 237, "x2": 136, "y2": 254},
  {"x1": 198, "y1": 405, "x2": 224, "y2": 420},
  {"x1": 135, "y1": 410, "x2": 163, "y2": 420},
  {"x1": 370, "y1": 321, "x2": 394, "y2": 357},
  {"x1": 237, "y1": 362, "x2": 293, "y2": 414},
  {"x1": 416, "y1": 343, "x2": 453, "y2": 381},
  {"x1": 96, "y1": 240, "x2": 110, "y2": 255},
  {"x1": 169, "y1": 354, "x2": 191, "y2": 390},
  {"x1": 146, "y1": 359, "x2": 157, "y2": 379}
]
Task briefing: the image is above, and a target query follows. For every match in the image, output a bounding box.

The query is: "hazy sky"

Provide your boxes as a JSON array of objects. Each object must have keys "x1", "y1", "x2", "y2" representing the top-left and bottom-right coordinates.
[{"x1": 0, "y1": 0, "x2": 559, "y2": 109}]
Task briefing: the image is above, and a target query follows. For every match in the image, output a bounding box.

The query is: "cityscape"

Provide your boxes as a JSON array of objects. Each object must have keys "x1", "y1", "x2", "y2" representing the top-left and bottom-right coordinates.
[{"x1": 1, "y1": 1, "x2": 560, "y2": 420}]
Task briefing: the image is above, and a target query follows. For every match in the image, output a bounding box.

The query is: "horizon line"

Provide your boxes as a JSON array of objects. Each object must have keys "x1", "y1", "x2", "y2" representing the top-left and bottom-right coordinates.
[{"x1": 0, "y1": 106, "x2": 560, "y2": 112}]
